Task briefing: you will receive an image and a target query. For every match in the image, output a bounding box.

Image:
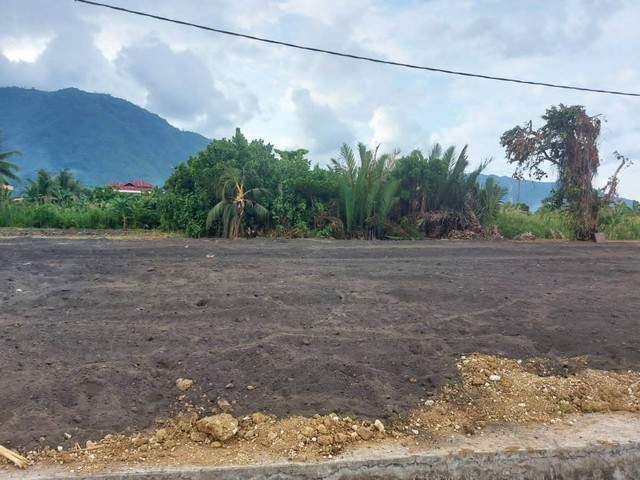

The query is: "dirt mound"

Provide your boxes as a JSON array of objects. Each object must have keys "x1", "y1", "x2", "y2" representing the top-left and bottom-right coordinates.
[{"x1": 3, "y1": 353, "x2": 637, "y2": 474}]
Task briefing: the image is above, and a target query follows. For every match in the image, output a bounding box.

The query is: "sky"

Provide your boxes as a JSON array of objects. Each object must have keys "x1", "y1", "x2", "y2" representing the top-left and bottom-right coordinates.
[{"x1": 1, "y1": 0, "x2": 639, "y2": 199}]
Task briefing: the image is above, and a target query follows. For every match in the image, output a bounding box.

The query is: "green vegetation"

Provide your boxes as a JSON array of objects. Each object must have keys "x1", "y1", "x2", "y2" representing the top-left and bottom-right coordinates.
[
  {"x1": 1, "y1": 100, "x2": 638, "y2": 241},
  {"x1": 0, "y1": 131, "x2": 21, "y2": 188},
  {"x1": 501, "y1": 104, "x2": 630, "y2": 240}
]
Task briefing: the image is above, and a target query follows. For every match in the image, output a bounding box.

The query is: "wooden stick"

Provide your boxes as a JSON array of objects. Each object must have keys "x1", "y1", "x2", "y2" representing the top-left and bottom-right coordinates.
[{"x1": 0, "y1": 444, "x2": 28, "y2": 469}]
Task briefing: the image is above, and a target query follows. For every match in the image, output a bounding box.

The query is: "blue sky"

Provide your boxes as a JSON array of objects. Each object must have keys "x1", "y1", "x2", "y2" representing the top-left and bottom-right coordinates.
[{"x1": 1, "y1": 0, "x2": 639, "y2": 199}]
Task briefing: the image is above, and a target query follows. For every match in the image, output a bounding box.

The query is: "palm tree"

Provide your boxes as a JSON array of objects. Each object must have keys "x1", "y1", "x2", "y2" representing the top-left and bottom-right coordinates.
[
  {"x1": 330, "y1": 142, "x2": 399, "y2": 238},
  {"x1": 53, "y1": 169, "x2": 84, "y2": 206},
  {"x1": 419, "y1": 144, "x2": 490, "y2": 236},
  {"x1": 206, "y1": 167, "x2": 269, "y2": 238},
  {"x1": 476, "y1": 177, "x2": 508, "y2": 227},
  {"x1": 0, "y1": 132, "x2": 21, "y2": 187},
  {"x1": 24, "y1": 169, "x2": 55, "y2": 204}
]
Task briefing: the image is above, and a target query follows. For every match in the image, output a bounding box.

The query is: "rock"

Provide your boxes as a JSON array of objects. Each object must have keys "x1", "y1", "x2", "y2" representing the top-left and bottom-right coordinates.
[
  {"x1": 246, "y1": 385, "x2": 255, "y2": 391},
  {"x1": 85, "y1": 440, "x2": 96, "y2": 449},
  {"x1": 251, "y1": 412, "x2": 269, "y2": 424},
  {"x1": 424, "y1": 399, "x2": 435, "y2": 407},
  {"x1": 267, "y1": 431, "x2": 278, "y2": 441},
  {"x1": 316, "y1": 424, "x2": 328, "y2": 435},
  {"x1": 316, "y1": 435, "x2": 332, "y2": 446},
  {"x1": 211, "y1": 441, "x2": 223, "y2": 448},
  {"x1": 301, "y1": 426, "x2": 316, "y2": 438},
  {"x1": 196, "y1": 414, "x2": 238, "y2": 442},
  {"x1": 176, "y1": 378, "x2": 194, "y2": 392},
  {"x1": 356, "y1": 427, "x2": 373, "y2": 441},
  {"x1": 489, "y1": 374, "x2": 501, "y2": 382},
  {"x1": 133, "y1": 435, "x2": 149, "y2": 447},
  {"x1": 189, "y1": 431, "x2": 208, "y2": 443},
  {"x1": 335, "y1": 432, "x2": 349, "y2": 443},
  {"x1": 217, "y1": 399, "x2": 233, "y2": 414},
  {"x1": 155, "y1": 428, "x2": 168, "y2": 443},
  {"x1": 373, "y1": 419, "x2": 385, "y2": 433}
]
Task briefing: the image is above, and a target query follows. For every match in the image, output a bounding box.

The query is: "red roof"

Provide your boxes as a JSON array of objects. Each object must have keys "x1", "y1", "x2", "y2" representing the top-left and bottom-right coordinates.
[{"x1": 108, "y1": 180, "x2": 153, "y2": 191}]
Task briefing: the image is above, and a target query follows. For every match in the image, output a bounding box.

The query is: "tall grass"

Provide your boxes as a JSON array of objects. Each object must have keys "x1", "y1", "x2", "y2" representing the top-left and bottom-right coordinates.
[
  {"x1": 495, "y1": 206, "x2": 572, "y2": 239},
  {"x1": 0, "y1": 203, "x2": 121, "y2": 229},
  {"x1": 598, "y1": 204, "x2": 640, "y2": 240}
]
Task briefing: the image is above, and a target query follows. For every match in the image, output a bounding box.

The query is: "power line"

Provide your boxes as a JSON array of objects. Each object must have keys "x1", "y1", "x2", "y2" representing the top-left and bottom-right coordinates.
[{"x1": 76, "y1": 0, "x2": 640, "y2": 98}]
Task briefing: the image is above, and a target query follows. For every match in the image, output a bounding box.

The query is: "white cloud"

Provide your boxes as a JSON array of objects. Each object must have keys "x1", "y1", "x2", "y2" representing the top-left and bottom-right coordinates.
[{"x1": 0, "y1": 0, "x2": 639, "y2": 198}]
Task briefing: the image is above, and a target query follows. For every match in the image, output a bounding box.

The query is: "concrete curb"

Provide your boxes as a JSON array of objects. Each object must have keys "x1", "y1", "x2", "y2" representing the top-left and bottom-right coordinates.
[
  {"x1": 6, "y1": 442, "x2": 640, "y2": 480},
  {"x1": 5, "y1": 414, "x2": 640, "y2": 480}
]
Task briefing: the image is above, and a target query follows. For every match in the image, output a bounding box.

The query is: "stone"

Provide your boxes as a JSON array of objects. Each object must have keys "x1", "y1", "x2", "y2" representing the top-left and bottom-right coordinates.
[
  {"x1": 217, "y1": 399, "x2": 233, "y2": 414},
  {"x1": 189, "y1": 431, "x2": 208, "y2": 443},
  {"x1": 196, "y1": 414, "x2": 238, "y2": 442},
  {"x1": 155, "y1": 428, "x2": 168, "y2": 443},
  {"x1": 176, "y1": 378, "x2": 194, "y2": 392},
  {"x1": 301, "y1": 426, "x2": 316, "y2": 438},
  {"x1": 374, "y1": 419, "x2": 385, "y2": 433},
  {"x1": 489, "y1": 374, "x2": 501, "y2": 382},
  {"x1": 357, "y1": 427, "x2": 373, "y2": 441},
  {"x1": 251, "y1": 412, "x2": 269, "y2": 424},
  {"x1": 316, "y1": 424, "x2": 328, "y2": 435}
]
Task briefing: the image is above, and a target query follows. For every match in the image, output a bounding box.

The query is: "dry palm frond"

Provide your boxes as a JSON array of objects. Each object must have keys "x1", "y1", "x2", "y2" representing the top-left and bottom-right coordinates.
[{"x1": 0, "y1": 444, "x2": 28, "y2": 469}]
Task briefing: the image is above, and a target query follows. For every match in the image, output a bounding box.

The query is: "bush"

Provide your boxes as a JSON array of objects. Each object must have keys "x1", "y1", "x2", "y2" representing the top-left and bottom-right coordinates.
[{"x1": 495, "y1": 206, "x2": 572, "y2": 239}]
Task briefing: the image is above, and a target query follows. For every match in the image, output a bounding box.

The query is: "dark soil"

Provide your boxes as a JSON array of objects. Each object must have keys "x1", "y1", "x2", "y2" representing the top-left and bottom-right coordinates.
[{"x1": 1, "y1": 234, "x2": 639, "y2": 450}]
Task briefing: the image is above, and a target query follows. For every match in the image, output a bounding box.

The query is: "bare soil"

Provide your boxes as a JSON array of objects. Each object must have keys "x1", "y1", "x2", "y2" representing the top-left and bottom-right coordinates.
[{"x1": 1, "y1": 232, "x2": 639, "y2": 462}]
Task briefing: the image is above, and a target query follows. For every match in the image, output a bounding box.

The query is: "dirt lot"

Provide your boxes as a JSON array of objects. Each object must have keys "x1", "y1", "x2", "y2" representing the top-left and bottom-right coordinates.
[{"x1": 1, "y1": 233, "x2": 639, "y2": 452}]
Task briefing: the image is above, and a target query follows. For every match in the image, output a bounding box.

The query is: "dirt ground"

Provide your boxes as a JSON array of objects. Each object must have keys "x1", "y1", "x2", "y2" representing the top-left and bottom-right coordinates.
[{"x1": 1, "y1": 231, "x2": 639, "y2": 456}]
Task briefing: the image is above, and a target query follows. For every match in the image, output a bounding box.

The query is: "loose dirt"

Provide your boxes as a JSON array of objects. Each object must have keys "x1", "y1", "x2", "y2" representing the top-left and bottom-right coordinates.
[{"x1": 1, "y1": 232, "x2": 639, "y2": 471}]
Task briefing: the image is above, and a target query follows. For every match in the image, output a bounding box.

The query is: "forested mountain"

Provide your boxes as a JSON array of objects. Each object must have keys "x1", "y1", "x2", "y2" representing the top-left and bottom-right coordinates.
[
  {"x1": 479, "y1": 174, "x2": 555, "y2": 211},
  {"x1": 0, "y1": 87, "x2": 210, "y2": 187}
]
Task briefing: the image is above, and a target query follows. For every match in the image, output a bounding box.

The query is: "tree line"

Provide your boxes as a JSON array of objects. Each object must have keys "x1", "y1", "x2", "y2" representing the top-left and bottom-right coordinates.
[{"x1": 0, "y1": 104, "x2": 633, "y2": 240}]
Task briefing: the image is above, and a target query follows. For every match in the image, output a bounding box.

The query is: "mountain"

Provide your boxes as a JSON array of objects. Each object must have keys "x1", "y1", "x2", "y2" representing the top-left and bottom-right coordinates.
[
  {"x1": 0, "y1": 87, "x2": 210, "y2": 187},
  {"x1": 479, "y1": 174, "x2": 555, "y2": 211},
  {"x1": 480, "y1": 174, "x2": 635, "y2": 211}
]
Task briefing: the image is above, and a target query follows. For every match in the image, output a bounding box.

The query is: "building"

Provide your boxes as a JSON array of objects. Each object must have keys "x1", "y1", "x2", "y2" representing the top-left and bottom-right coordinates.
[{"x1": 108, "y1": 180, "x2": 153, "y2": 194}]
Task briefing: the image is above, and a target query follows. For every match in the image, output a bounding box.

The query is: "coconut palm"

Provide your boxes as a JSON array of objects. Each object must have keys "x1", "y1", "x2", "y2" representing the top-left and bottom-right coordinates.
[
  {"x1": 0, "y1": 132, "x2": 20, "y2": 187},
  {"x1": 24, "y1": 169, "x2": 55, "y2": 204},
  {"x1": 206, "y1": 167, "x2": 269, "y2": 238}
]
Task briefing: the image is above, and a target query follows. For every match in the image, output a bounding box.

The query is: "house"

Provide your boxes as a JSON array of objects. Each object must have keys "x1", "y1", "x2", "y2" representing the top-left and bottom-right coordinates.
[{"x1": 108, "y1": 180, "x2": 153, "y2": 194}]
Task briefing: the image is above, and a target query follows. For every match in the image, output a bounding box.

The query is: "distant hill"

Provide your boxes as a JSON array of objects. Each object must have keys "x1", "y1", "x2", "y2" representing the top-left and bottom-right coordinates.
[
  {"x1": 479, "y1": 174, "x2": 634, "y2": 211},
  {"x1": 479, "y1": 174, "x2": 555, "y2": 211},
  {"x1": 0, "y1": 87, "x2": 210, "y2": 188}
]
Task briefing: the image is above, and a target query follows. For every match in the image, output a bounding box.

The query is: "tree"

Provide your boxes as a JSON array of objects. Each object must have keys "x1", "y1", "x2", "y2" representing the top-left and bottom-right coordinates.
[
  {"x1": 500, "y1": 104, "x2": 624, "y2": 240},
  {"x1": 330, "y1": 143, "x2": 399, "y2": 239},
  {"x1": 24, "y1": 169, "x2": 55, "y2": 203},
  {"x1": 160, "y1": 128, "x2": 278, "y2": 237},
  {"x1": 206, "y1": 167, "x2": 270, "y2": 238},
  {"x1": 414, "y1": 144, "x2": 489, "y2": 237},
  {"x1": 0, "y1": 132, "x2": 21, "y2": 187},
  {"x1": 476, "y1": 177, "x2": 508, "y2": 227}
]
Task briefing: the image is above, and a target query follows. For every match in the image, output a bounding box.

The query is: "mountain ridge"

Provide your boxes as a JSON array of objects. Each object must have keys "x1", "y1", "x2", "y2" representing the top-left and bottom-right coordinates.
[{"x1": 0, "y1": 86, "x2": 210, "y2": 187}]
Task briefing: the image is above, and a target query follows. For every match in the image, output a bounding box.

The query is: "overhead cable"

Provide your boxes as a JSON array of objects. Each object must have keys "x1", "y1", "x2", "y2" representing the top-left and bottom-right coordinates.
[{"x1": 75, "y1": 0, "x2": 640, "y2": 98}]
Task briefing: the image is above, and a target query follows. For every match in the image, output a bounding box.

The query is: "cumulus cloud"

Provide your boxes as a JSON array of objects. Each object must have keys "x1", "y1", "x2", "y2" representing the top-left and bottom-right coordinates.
[
  {"x1": 290, "y1": 88, "x2": 354, "y2": 155},
  {"x1": 1, "y1": 0, "x2": 639, "y2": 198},
  {"x1": 115, "y1": 36, "x2": 238, "y2": 129}
]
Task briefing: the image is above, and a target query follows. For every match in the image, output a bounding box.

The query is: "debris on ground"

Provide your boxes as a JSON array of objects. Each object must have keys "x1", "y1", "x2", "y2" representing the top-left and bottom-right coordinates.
[{"x1": 3, "y1": 353, "x2": 637, "y2": 473}]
